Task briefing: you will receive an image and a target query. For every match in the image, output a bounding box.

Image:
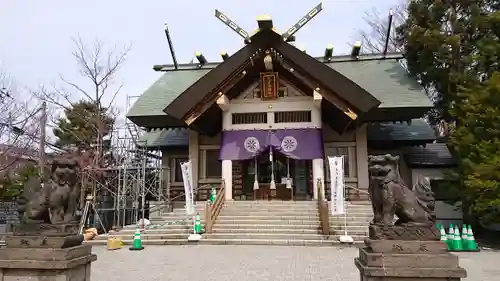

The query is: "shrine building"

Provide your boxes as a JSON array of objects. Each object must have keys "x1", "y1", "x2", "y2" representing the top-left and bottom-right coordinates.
[{"x1": 126, "y1": 13, "x2": 456, "y2": 206}]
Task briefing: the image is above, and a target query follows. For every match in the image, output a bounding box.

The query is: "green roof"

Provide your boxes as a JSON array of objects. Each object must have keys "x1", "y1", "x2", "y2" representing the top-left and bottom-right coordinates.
[
  {"x1": 327, "y1": 60, "x2": 432, "y2": 108},
  {"x1": 367, "y1": 119, "x2": 435, "y2": 142},
  {"x1": 126, "y1": 58, "x2": 431, "y2": 119},
  {"x1": 137, "y1": 128, "x2": 189, "y2": 148},
  {"x1": 126, "y1": 70, "x2": 210, "y2": 117},
  {"x1": 403, "y1": 143, "x2": 456, "y2": 167}
]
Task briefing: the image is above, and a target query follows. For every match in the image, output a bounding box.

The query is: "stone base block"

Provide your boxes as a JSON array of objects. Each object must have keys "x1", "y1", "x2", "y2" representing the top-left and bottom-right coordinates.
[
  {"x1": 369, "y1": 224, "x2": 440, "y2": 241},
  {"x1": 13, "y1": 222, "x2": 80, "y2": 237},
  {"x1": 356, "y1": 240, "x2": 466, "y2": 281},
  {"x1": 364, "y1": 239, "x2": 448, "y2": 254},
  {"x1": 5, "y1": 235, "x2": 84, "y2": 249},
  {"x1": 358, "y1": 247, "x2": 459, "y2": 269},
  {"x1": 0, "y1": 244, "x2": 96, "y2": 281}
]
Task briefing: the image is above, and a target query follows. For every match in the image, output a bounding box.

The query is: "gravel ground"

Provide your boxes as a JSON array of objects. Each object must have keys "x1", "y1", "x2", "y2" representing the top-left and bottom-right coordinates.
[{"x1": 91, "y1": 245, "x2": 500, "y2": 281}]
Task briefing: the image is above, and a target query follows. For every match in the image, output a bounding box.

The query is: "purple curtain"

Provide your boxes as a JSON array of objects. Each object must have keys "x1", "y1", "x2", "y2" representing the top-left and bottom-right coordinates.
[{"x1": 219, "y1": 128, "x2": 324, "y2": 160}]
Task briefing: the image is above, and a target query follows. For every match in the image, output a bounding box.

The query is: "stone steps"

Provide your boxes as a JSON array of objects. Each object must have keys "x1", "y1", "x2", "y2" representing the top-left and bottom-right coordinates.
[
  {"x1": 90, "y1": 200, "x2": 372, "y2": 246},
  {"x1": 86, "y1": 238, "x2": 365, "y2": 246},
  {"x1": 213, "y1": 222, "x2": 369, "y2": 229},
  {"x1": 207, "y1": 201, "x2": 343, "y2": 245},
  {"x1": 210, "y1": 227, "x2": 367, "y2": 235}
]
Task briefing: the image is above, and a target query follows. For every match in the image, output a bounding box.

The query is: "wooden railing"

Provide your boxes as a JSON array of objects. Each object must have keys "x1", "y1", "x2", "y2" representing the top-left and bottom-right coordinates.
[
  {"x1": 316, "y1": 179, "x2": 330, "y2": 235},
  {"x1": 204, "y1": 179, "x2": 226, "y2": 233}
]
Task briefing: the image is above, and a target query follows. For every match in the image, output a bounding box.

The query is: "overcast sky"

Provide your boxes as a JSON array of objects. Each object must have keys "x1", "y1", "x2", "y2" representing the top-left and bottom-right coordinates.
[{"x1": 0, "y1": 0, "x2": 398, "y2": 137}]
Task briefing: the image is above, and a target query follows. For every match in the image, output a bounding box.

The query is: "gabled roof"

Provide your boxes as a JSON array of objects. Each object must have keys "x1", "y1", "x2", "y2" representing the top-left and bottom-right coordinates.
[
  {"x1": 126, "y1": 70, "x2": 210, "y2": 127},
  {"x1": 329, "y1": 59, "x2": 432, "y2": 108},
  {"x1": 163, "y1": 29, "x2": 381, "y2": 123},
  {"x1": 403, "y1": 143, "x2": 457, "y2": 168},
  {"x1": 127, "y1": 54, "x2": 432, "y2": 129},
  {"x1": 137, "y1": 127, "x2": 189, "y2": 148},
  {"x1": 367, "y1": 119, "x2": 436, "y2": 143}
]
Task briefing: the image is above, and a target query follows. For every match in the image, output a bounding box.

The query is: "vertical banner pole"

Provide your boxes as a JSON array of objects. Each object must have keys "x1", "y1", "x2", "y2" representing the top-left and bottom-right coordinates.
[
  {"x1": 181, "y1": 161, "x2": 194, "y2": 215},
  {"x1": 341, "y1": 156, "x2": 348, "y2": 236},
  {"x1": 328, "y1": 155, "x2": 353, "y2": 243},
  {"x1": 328, "y1": 156, "x2": 345, "y2": 216}
]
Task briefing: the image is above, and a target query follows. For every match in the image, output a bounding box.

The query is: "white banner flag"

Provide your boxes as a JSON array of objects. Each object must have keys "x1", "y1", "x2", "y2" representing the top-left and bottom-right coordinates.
[
  {"x1": 181, "y1": 160, "x2": 195, "y2": 215},
  {"x1": 328, "y1": 156, "x2": 345, "y2": 215}
]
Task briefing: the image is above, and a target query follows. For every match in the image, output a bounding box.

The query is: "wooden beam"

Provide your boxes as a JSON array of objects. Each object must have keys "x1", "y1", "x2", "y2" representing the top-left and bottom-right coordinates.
[
  {"x1": 216, "y1": 93, "x2": 230, "y2": 111},
  {"x1": 280, "y1": 62, "x2": 358, "y2": 120},
  {"x1": 313, "y1": 88, "x2": 322, "y2": 108},
  {"x1": 184, "y1": 65, "x2": 249, "y2": 125}
]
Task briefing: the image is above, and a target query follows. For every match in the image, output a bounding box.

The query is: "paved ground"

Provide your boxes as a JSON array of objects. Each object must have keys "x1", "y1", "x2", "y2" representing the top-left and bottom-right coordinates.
[{"x1": 91, "y1": 245, "x2": 500, "y2": 281}]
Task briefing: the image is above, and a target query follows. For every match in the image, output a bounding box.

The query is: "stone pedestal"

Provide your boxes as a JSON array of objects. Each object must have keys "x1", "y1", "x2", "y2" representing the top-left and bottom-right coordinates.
[
  {"x1": 355, "y1": 239, "x2": 467, "y2": 281},
  {"x1": 0, "y1": 223, "x2": 97, "y2": 281}
]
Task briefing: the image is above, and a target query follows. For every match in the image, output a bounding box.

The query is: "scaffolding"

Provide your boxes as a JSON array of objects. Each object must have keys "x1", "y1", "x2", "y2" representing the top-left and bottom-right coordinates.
[{"x1": 80, "y1": 95, "x2": 166, "y2": 230}]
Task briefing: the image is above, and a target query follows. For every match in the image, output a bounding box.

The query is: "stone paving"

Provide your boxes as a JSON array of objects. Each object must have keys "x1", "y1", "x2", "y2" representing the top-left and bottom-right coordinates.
[{"x1": 91, "y1": 245, "x2": 500, "y2": 281}]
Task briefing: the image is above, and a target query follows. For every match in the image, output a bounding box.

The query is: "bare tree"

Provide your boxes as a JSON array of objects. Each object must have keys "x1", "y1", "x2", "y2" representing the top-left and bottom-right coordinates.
[
  {"x1": 0, "y1": 71, "x2": 43, "y2": 172},
  {"x1": 353, "y1": 1, "x2": 407, "y2": 54},
  {"x1": 37, "y1": 36, "x2": 131, "y2": 167}
]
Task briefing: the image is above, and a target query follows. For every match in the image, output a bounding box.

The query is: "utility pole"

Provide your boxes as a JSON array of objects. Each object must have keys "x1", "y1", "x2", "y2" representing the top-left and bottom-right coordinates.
[{"x1": 39, "y1": 101, "x2": 47, "y2": 181}]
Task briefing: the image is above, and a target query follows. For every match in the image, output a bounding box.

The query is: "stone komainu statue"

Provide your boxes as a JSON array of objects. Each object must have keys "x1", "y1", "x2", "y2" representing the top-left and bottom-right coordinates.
[
  {"x1": 18, "y1": 157, "x2": 81, "y2": 224},
  {"x1": 368, "y1": 154, "x2": 436, "y2": 226}
]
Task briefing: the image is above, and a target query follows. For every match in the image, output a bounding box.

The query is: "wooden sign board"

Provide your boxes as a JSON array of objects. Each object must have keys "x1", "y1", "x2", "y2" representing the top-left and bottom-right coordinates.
[{"x1": 260, "y1": 72, "x2": 279, "y2": 100}]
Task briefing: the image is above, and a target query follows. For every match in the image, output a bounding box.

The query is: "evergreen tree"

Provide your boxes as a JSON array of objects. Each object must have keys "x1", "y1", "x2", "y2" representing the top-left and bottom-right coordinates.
[
  {"x1": 449, "y1": 73, "x2": 500, "y2": 223},
  {"x1": 0, "y1": 164, "x2": 39, "y2": 200},
  {"x1": 397, "y1": 0, "x2": 488, "y2": 124},
  {"x1": 53, "y1": 100, "x2": 114, "y2": 151},
  {"x1": 399, "y1": 0, "x2": 500, "y2": 223}
]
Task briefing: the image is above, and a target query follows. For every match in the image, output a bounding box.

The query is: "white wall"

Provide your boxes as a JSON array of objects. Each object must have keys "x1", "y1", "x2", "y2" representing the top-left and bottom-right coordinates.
[
  {"x1": 411, "y1": 168, "x2": 445, "y2": 182},
  {"x1": 223, "y1": 96, "x2": 321, "y2": 131}
]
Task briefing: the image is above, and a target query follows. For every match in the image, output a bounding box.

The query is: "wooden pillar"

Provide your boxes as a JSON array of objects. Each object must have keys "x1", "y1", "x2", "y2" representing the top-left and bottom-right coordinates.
[{"x1": 188, "y1": 129, "x2": 199, "y2": 191}]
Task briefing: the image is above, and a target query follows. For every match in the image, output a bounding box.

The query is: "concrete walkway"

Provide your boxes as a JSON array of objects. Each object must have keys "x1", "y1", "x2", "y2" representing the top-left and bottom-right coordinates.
[{"x1": 91, "y1": 245, "x2": 500, "y2": 281}]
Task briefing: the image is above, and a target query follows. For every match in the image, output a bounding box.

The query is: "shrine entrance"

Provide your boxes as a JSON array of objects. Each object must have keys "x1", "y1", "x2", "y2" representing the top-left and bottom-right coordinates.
[
  {"x1": 237, "y1": 149, "x2": 312, "y2": 201},
  {"x1": 220, "y1": 128, "x2": 323, "y2": 201}
]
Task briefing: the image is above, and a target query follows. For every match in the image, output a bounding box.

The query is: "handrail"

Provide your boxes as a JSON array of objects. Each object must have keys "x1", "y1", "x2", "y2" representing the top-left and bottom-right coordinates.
[
  {"x1": 151, "y1": 183, "x2": 213, "y2": 214},
  {"x1": 345, "y1": 184, "x2": 369, "y2": 195},
  {"x1": 204, "y1": 179, "x2": 226, "y2": 233},
  {"x1": 316, "y1": 179, "x2": 330, "y2": 235},
  {"x1": 324, "y1": 181, "x2": 370, "y2": 195}
]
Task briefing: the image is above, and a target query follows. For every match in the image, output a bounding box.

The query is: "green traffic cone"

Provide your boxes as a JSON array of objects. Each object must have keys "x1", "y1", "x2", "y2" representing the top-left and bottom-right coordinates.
[
  {"x1": 194, "y1": 212, "x2": 202, "y2": 234},
  {"x1": 447, "y1": 224, "x2": 455, "y2": 250},
  {"x1": 461, "y1": 224, "x2": 469, "y2": 250},
  {"x1": 129, "y1": 228, "x2": 144, "y2": 251},
  {"x1": 453, "y1": 226, "x2": 463, "y2": 251},
  {"x1": 436, "y1": 223, "x2": 442, "y2": 230},
  {"x1": 210, "y1": 186, "x2": 217, "y2": 202},
  {"x1": 439, "y1": 225, "x2": 447, "y2": 245},
  {"x1": 467, "y1": 225, "x2": 479, "y2": 251}
]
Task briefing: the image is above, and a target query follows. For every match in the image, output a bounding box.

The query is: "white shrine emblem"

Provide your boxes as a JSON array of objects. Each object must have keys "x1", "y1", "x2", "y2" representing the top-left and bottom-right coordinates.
[
  {"x1": 281, "y1": 136, "x2": 298, "y2": 152},
  {"x1": 244, "y1": 137, "x2": 260, "y2": 153}
]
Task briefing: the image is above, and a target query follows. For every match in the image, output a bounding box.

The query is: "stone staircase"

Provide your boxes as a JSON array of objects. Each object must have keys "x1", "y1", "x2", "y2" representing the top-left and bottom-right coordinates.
[
  {"x1": 86, "y1": 202, "x2": 206, "y2": 246},
  {"x1": 87, "y1": 200, "x2": 372, "y2": 246},
  {"x1": 329, "y1": 201, "x2": 372, "y2": 242},
  {"x1": 202, "y1": 200, "x2": 371, "y2": 245}
]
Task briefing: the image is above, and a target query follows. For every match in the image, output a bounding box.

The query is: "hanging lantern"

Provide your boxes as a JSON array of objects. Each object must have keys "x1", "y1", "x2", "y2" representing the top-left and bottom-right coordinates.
[
  {"x1": 286, "y1": 157, "x2": 292, "y2": 189},
  {"x1": 253, "y1": 156, "x2": 259, "y2": 190},
  {"x1": 270, "y1": 147, "x2": 276, "y2": 190}
]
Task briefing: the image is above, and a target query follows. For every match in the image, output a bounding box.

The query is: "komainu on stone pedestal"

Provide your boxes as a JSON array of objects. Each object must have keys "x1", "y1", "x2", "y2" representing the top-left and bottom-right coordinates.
[
  {"x1": 0, "y1": 156, "x2": 98, "y2": 281},
  {"x1": 13, "y1": 157, "x2": 89, "y2": 248},
  {"x1": 354, "y1": 154, "x2": 466, "y2": 280},
  {"x1": 19, "y1": 157, "x2": 81, "y2": 225},
  {"x1": 367, "y1": 154, "x2": 437, "y2": 238}
]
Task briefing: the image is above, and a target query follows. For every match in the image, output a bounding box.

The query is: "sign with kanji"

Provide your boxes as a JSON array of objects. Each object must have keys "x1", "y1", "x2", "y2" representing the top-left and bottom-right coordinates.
[{"x1": 260, "y1": 72, "x2": 278, "y2": 100}]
